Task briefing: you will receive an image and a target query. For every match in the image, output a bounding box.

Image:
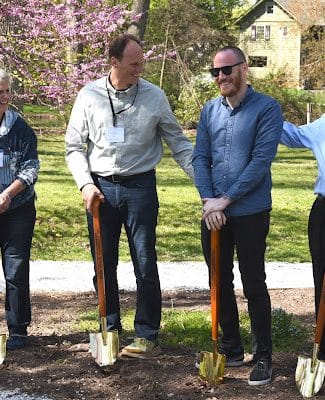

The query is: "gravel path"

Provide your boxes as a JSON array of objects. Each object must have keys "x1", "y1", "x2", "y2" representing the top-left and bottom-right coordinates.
[
  {"x1": 0, "y1": 260, "x2": 315, "y2": 294},
  {"x1": 0, "y1": 391, "x2": 52, "y2": 400}
]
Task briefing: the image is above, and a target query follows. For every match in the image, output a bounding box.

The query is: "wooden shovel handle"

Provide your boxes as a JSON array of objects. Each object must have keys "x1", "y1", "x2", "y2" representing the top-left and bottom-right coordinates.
[
  {"x1": 210, "y1": 229, "x2": 221, "y2": 342},
  {"x1": 92, "y1": 197, "x2": 106, "y2": 319},
  {"x1": 315, "y1": 274, "x2": 325, "y2": 344}
]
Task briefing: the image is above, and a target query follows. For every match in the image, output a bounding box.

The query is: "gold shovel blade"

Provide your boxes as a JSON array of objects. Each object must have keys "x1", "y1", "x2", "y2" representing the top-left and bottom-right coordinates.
[
  {"x1": 199, "y1": 351, "x2": 226, "y2": 385},
  {"x1": 296, "y1": 355, "x2": 325, "y2": 398},
  {"x1": 89, "y1": 330, "x2": 119, "y2": 367},
  {"x1": 0, "y1": 334, "x2": 6, "y2": 365}
]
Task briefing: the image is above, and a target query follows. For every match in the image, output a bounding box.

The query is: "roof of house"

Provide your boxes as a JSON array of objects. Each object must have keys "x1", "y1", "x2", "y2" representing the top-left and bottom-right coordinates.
[{"x1": 236, "y1": 0, "x2": 325, "y2": 26}]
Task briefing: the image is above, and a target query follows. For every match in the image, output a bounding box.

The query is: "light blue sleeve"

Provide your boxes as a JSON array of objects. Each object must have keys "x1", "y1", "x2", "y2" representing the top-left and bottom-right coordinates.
[
  {"x1": 281, "y1": 121, "x2": 306, "y2": 148},
  {"x1": 282, "y1": 115, "x2": 325, "y2": 149}
]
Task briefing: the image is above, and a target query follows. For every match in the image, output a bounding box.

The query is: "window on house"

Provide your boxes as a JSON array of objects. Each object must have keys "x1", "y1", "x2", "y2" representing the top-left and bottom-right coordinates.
[
  {"x1": 251, "y1": 25, "x2": 256, "y2": 41},
  {"x1": 249, "y1": 56, "x2": 267, "y2": 67},
  {"x1": 257, "y1": 26, "x2": 265, "y2": 40},
  {"x1": 266, "y1": 2, "x2": 274, "y2": 13},
  {"x1": 251, "y1": 25, "x2": 271, "y2": 41},
  {"x1": 283, "y1": 26, "x2": 288, "y2": 36},
  {"x1": 265, "y1": 25, "x2": 271, "y2": 40}
]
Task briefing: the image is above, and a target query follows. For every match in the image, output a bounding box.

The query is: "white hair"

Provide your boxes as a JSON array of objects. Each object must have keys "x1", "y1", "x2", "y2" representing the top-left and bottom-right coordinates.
[{"x1": 0, "y1": 69, "x2": 11, "y2": 86}]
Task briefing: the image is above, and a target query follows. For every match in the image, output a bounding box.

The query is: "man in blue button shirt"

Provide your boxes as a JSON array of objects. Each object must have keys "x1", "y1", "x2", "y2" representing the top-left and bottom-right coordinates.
[
  {"x1": 193, "y1": 46, "x2": 283, "y2": 385},
  {"x1": 281, "y1": 114, "x2": 325, "y2": 361}
]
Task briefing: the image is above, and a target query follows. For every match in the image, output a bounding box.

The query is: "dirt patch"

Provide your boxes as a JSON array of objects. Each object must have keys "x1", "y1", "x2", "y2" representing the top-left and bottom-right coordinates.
[{"x1": 0, "y1": 288, "x2": 323, "y2": 400}]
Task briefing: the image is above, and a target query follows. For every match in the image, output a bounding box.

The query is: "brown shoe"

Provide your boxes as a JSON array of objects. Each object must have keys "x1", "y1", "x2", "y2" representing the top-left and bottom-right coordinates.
[{"x1": 120, "y1": 337, "x2": 161, "y2": 358}]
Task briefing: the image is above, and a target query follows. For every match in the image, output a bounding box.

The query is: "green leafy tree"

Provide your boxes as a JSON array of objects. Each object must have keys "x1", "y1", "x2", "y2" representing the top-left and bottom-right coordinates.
[
  {"x1": 278, "y1": 1, "x2": 325, "y2": 89},
  {"x1": 301, "y1": 26, "x2": 325, "y2": 89},
  {"x1": 196, "y1": 0, "x2": 245, "y2": 29},
  {"x1": 143, "y1": 0, "x2": 241, "y2": 108}
]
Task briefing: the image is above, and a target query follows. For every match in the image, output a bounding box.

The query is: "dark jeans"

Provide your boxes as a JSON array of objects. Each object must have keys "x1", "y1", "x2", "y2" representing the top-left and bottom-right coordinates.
[
  {"x1": 201, "y1": 211, "x2": 272, "y2": 361},
  {"x1": 0, "y1": 198, "x2": 36, "y2": 336},
  {"x1": 87, "y1": 171, "x2": 161, "y2": 341},
  {"x1": 308, "y1": 197, "x2": 325, "y2": 353}
]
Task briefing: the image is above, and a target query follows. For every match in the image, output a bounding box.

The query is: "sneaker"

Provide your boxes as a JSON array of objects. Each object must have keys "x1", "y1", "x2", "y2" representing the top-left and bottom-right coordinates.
[
  {"x1": 120, "y1": 337, "x2": 161, "y2": 358},
  {"x1": 6, "y1": 335, "x2": 28, "y2": 350},
  {"x1": 220, "y1": 346, "x2": 244, "y2": 367},
  {"x1": 248, "y1": 358, "x2": 272, "y2": 386},
  {"x1": 225, "y1": 352, "x2": 244, "y2": 367}
]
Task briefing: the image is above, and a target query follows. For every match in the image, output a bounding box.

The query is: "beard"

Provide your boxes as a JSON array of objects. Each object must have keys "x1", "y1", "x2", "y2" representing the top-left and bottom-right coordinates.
[{"x1": 218, "y1": 69, "x2": 243, "y2": 98}]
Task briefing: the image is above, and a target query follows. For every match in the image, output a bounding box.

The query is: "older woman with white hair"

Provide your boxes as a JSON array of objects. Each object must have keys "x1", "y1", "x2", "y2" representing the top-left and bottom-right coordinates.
[{"x1": 0, "y1": 69, "x2": 39, "y2": 350}]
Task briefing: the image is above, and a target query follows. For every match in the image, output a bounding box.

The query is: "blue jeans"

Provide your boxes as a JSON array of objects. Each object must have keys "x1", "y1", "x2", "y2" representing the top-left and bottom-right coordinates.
[
  {"x1": 308, "y1": 197, "x2": 325, "y2": 354},
  {"x1": 0, "y1": 198, "x2": 36, "y2": 336},
  {"x1": 87, "y1": 171, "x2": 161, "y2": 341},
  {"x1": 201, "y1": 211, "x2": 272, "y2": 361}
]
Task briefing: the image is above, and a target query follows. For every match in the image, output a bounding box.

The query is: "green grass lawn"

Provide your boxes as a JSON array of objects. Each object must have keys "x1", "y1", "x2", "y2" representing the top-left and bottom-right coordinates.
[
  {"x1": 32, "y1": 133, "x2": 316, "y2": 263},
  {"x1": 77, "y1": 307, "x2": 308, "y2": 354},
  {"x1": 270, "y1": 146, "x2": 316, "y2": 261}
]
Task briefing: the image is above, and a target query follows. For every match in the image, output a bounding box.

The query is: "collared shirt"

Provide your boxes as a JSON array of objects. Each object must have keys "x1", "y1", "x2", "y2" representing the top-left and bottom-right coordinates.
[
  {"x1": 192, "y1": 85, "x2": 283, "y2": 217},
  {"x1": 65, "y1": 76, "x2": 194, "y2": 189},
  {"x1": 281, "y1": 114, "x2": 325, "y2": 196},
  {"x1": 0, "y1": 110, "x2": 39, "y2": 210}
]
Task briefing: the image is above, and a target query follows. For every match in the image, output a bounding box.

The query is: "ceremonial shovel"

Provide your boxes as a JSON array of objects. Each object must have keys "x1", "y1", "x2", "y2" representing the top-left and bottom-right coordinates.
[
  {"x1": 296, "y1": 274, "x2": 325, "y2": 398},
  {"x1": 199, "y1": 229, "x2": 226, "y2": 384},
  {"x1": 89, "y1": 197, "x2": 119, "y2": 367},
  {"x1": 0, "y1": 333, "x2": 6, "y2": 365}
]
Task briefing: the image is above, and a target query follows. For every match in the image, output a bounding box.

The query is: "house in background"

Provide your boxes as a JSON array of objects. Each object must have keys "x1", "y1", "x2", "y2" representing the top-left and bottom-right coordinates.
[{"x1": 235, "y1": 0, "x2": 325, "y2": 88}]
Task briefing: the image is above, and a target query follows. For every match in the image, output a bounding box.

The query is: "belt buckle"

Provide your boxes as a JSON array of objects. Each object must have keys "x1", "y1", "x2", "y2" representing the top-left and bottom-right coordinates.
[{"x1": 111, "y1": 175, "x2": 123, "y2": 183}]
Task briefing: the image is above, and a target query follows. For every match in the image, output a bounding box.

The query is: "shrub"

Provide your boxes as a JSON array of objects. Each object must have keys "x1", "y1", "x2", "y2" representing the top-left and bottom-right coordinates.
[
  {"x1": 250, "y1": 71, "x2": 323, "y2": 125},
  {"x1": 174, "y1": 77, "x2": 219, "y2": 128}
]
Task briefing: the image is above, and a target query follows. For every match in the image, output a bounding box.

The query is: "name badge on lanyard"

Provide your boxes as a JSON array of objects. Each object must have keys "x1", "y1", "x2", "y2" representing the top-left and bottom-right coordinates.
[
  {"x1": 106, "y1": 126, "x2": 125, "y2": 143},
  {"x1": 0, "y1": 150, "x2": 4, "y2": 168}
]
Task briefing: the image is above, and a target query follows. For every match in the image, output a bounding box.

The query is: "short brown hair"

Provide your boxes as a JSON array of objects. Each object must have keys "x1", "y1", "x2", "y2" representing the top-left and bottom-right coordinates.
[
  {"x1": 109, "y1": 34, "x2": 142, "y2": 61},
  {"x1": 216, "y1": 46, "x2": 247, "y2": 64}
]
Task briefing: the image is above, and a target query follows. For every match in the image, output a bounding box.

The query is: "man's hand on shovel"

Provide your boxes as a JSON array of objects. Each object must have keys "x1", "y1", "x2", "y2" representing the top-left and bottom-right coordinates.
[
  {"x1": 202, "y1": 199, "x2": 227, "y2": 231},
  {"x1": 81, "y1": 183, "x2": 105, "y2": 214}
]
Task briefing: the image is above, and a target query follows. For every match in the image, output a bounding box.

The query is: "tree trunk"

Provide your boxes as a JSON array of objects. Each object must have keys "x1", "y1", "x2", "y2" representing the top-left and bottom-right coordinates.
[
  {"x1": 65, "y1": 0, "x2": 84, "y2": 66},
  {"x1": 127, "y1": 0, "x2": 150, "y2": 40}
]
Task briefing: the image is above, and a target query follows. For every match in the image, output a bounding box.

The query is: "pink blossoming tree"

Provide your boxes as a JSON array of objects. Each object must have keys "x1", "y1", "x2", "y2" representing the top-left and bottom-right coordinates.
[{"x1": 0, "y1": 0, "x2": 135, "y2": 116}]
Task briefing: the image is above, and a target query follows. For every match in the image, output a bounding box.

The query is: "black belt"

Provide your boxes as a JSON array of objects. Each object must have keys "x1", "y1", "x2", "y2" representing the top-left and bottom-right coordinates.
[{"x1": 96, "y1": 170, "x2": 154, "y2": 183}]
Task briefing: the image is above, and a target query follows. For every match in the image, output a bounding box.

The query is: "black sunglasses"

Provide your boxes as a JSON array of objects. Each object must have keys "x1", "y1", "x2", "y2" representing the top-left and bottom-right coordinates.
[{"x1": 209, "y1": 62, "x2": 244, "y2": 77}]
